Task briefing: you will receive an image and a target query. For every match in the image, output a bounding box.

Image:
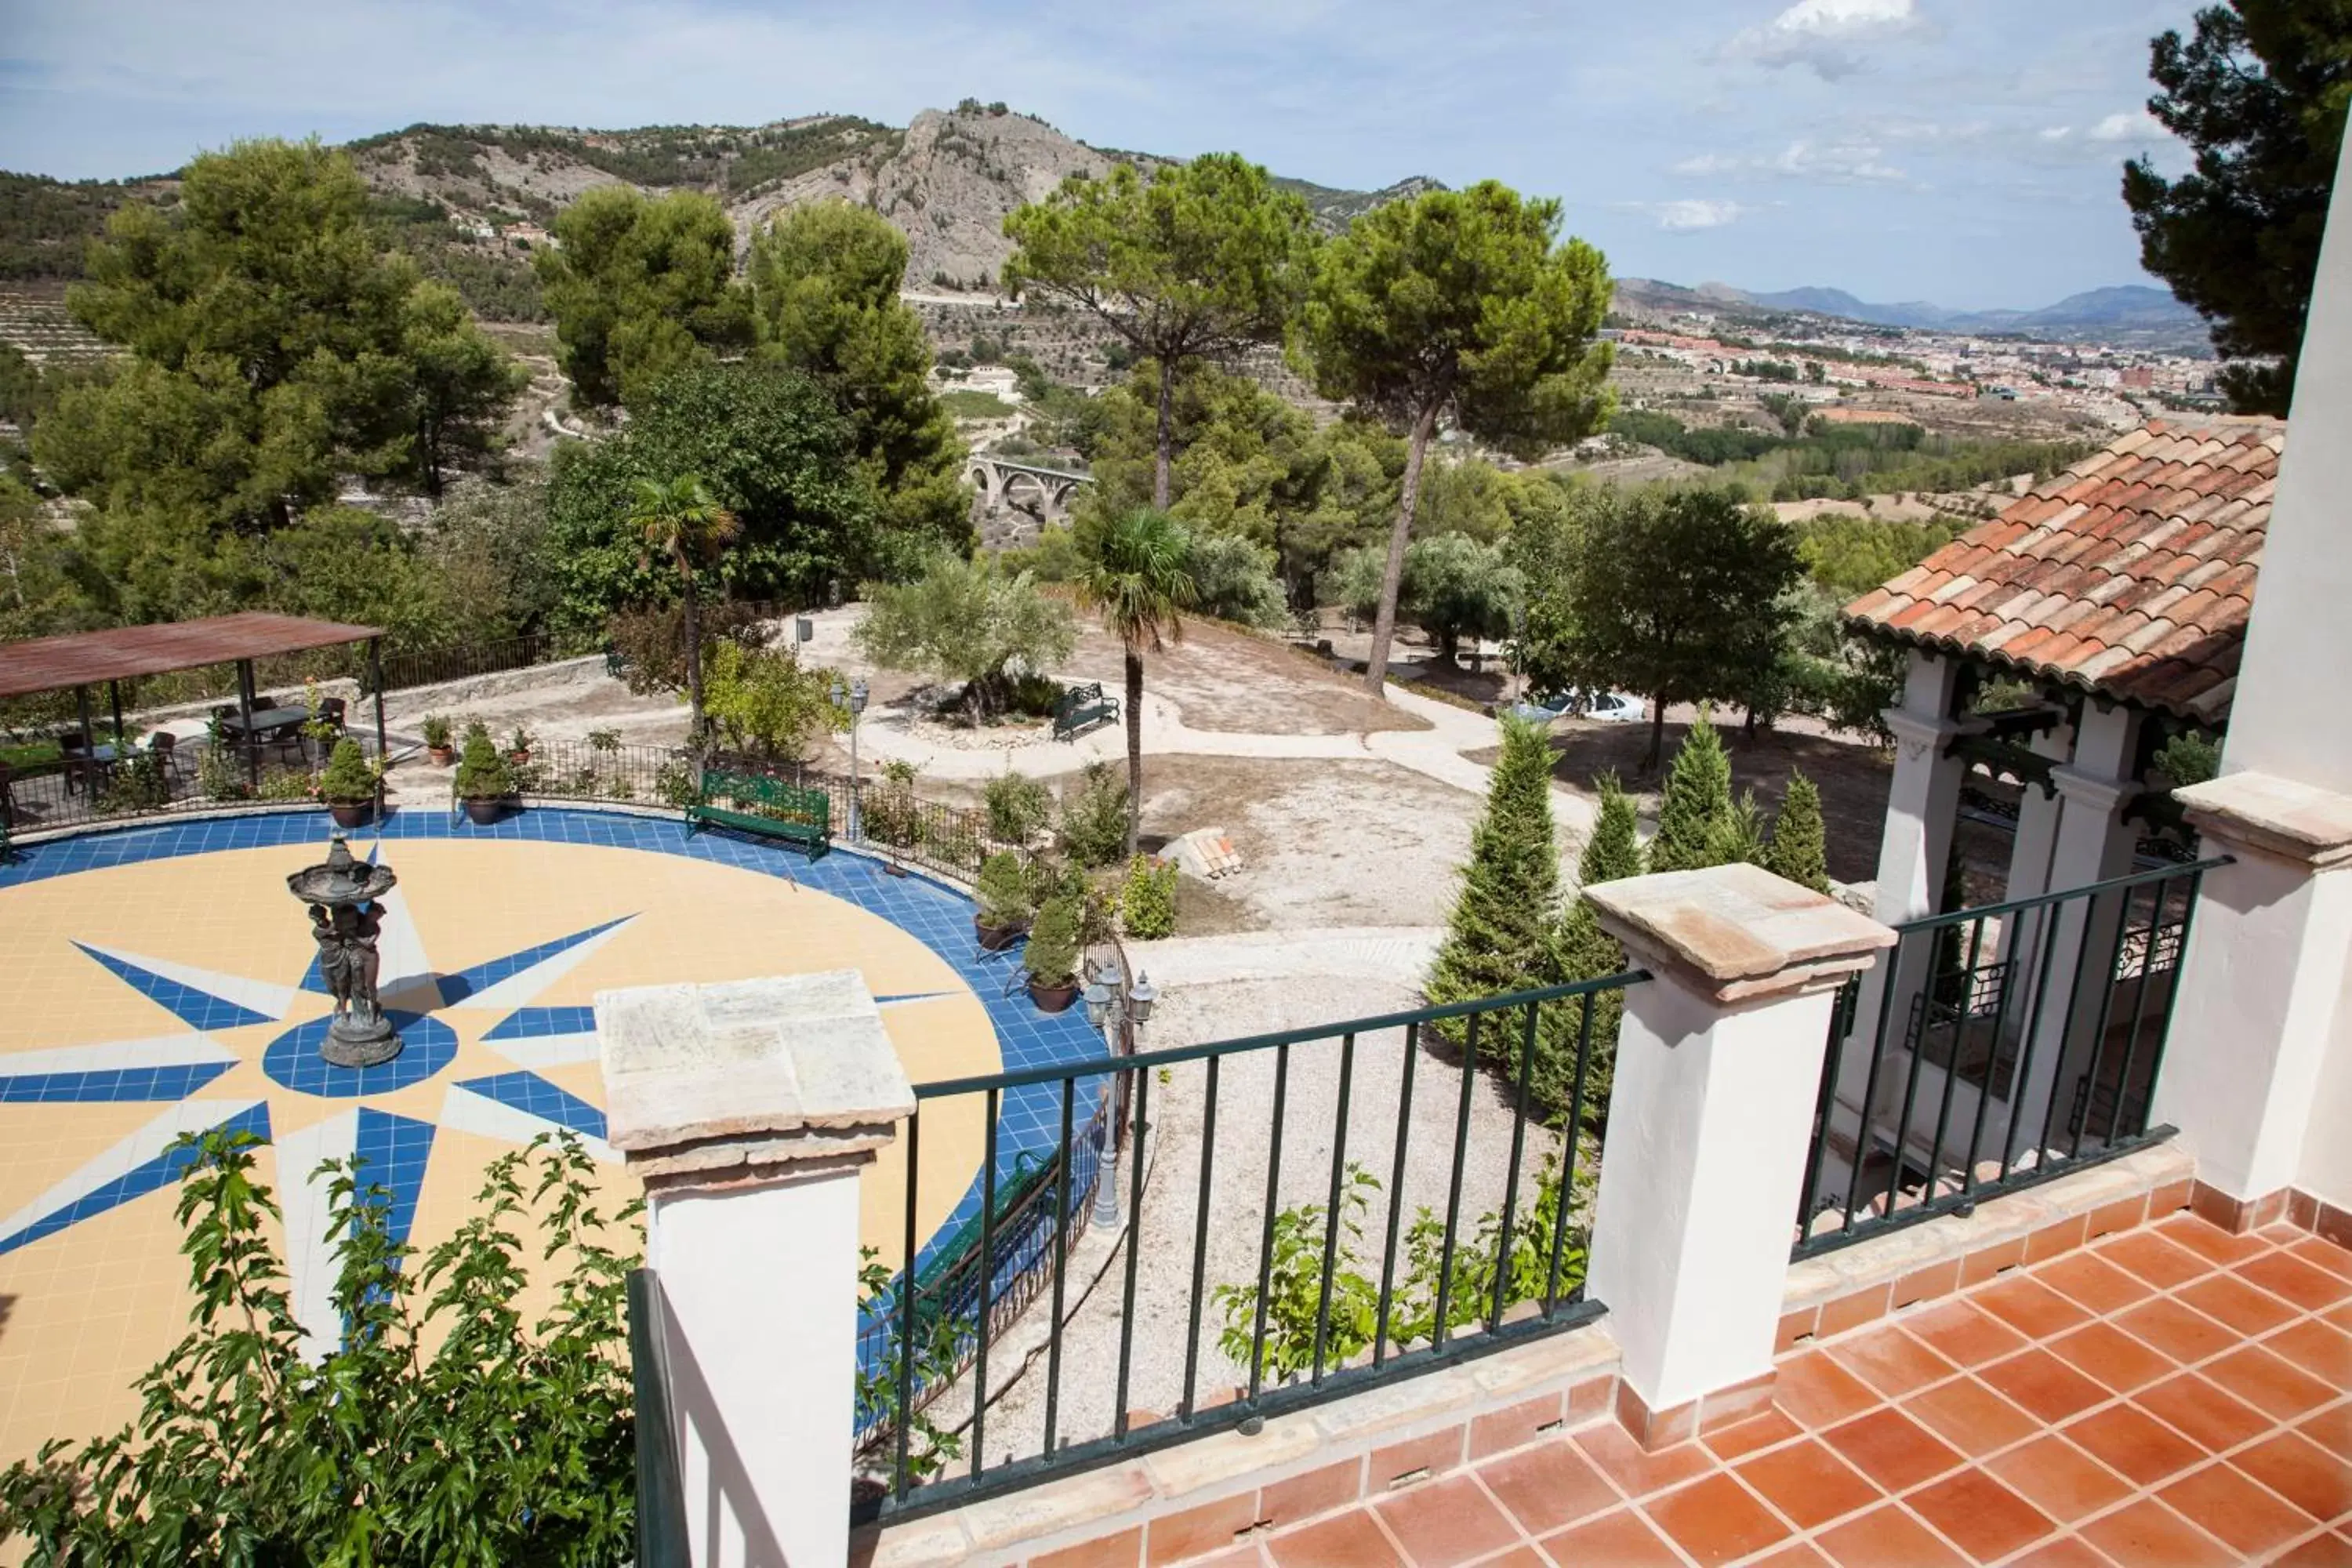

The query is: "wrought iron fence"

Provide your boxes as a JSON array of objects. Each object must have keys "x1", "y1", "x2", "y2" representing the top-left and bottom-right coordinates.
[
  {"x1": 856, "y1": 975, "x2": 1643, "y2": 1521},
  {"x1": 1793, "y1": 857, "x2": 2227, "y2": 1259},
  {"x1": 0, "y1": 731, "x2": 387, "y2": 837}
]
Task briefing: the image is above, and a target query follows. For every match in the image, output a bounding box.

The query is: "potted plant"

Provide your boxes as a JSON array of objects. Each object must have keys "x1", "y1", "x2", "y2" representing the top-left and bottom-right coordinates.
[
  {"x1": 455, "y1": 722, "x2": 514, "y2": 826},
  {"x1": 507, "y1": 724, "x2": 535, "y2": 765},
  {"x1": 421, "y1": 713, "x2": 455, "y2": 766},
  {"x1": 317, "y1": 738, "x2": 379, "y2": 829},
  {"x1": 974, "y1": 851, "x2": 1034, "y2": 952},
  {"x1": 1022, "y1": 891, "x2": 1082, "y2": 1013}
]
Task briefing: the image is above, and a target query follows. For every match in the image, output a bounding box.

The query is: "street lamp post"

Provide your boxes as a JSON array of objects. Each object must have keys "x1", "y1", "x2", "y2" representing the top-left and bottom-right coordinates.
[
  {"x1": 1084, "y1": 964, "x2": 1158, "y2": 1229},
  {"x1": 829, "y1": 675, "x2": 868, "y2": 840}
]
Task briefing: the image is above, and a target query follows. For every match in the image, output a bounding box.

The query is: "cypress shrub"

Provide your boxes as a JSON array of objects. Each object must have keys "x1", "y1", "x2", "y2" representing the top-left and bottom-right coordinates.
[
  {"x1": 1766, "y1": 770, "x2": 1830, "y2": 893},
  {"x1": 1426, "y1": 715, "x2": 1561, "y2": 1062},
  {"x1": 1646, "y1": 712, "x2": 1733, "y2": 873}
]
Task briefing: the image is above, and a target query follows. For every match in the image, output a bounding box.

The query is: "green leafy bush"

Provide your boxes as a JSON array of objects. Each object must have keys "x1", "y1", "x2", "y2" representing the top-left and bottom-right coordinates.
[
  {"x1": 419, "y1": 712, "x2": 453, "y2": 748},
  {"x1": 1023, "y1": 892, "x2": 1082, "y2": 986},
  {"x1": 1120, "y1": 855, "x2": 1178, "y2": 939},
  {"x1": 0, "y1": 1129, "x2": 640, "y2": 1565},
  {"x1": 454, "y1": 723, "x2": 513, "y2": 799},
  {"x1": 983, "y1": 768, "x2": 1053, "y2": 844},
  {"x1": 975, "y1": 851, "x2": 1035, "y2": 928},
  {"x1": 862, "y1": 758, "x2": 924, "y2": 851},
  {"x1": 1055, "y1": 761, "x2": 1129, "y2": 869},
  {"x1": 317, "y1": 737, "x2": 377, "y2": 803}
]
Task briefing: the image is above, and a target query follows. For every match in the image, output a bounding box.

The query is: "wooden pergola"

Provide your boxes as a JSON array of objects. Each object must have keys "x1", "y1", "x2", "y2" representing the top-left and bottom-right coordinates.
[{"x1": 0, "y1": 612, "x2": 388, "y2": 789}]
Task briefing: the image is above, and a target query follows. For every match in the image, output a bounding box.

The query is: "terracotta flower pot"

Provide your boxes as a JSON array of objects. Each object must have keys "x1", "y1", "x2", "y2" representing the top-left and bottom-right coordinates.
[
  {"x1": 427, "y1": 745, "x2": 455, "y2": 766},
  {"x1": 328, "y1": 800, "x2": 374, "y2": 829},
  {"x1": 975, "y1": 917, "x2": 1022, "y2": 952},
  {"x1": 463, "y1": 797, "x2": 508, "y2": 826},
  {"x1": 1028, "y1": 978, "x2": 1079, "y2": 1014}
]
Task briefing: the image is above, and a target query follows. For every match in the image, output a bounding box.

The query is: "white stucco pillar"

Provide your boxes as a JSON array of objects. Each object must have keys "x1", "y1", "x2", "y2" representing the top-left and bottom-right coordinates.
[
  {"x1": 599, "y1": 972, "x2": 916, "y2": 1568},
  {"x1": 1584, "y1": 865, "x2": 1895, "y2": 1446},
  {"x1": 1837, "y1": 651, "x2": 1969, "y2": 1132},
  {"x1": 2152, "y1": 776, "x2": 2352, "y2": 1225},
  {"x1": 1994, "y1": 721, "x2": 2073, "y2": 967}
]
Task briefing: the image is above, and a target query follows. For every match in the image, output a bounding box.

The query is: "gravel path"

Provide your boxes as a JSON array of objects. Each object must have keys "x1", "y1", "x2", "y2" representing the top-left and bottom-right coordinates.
[{"x1": 916, "y1": 975, "x2": 1577, "y2": 1478}]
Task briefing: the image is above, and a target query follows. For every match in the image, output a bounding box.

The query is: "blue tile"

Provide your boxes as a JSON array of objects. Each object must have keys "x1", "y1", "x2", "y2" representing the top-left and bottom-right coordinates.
[
  {"x1": 71, "y1": 944, "x2": 273, "y2": 1032},
  {"x1": 454, "y1": 1071, "x2": 609, "y2": 1142},
  {"x1": 0, "y1": 1063, "x2": 234, "y2": 1103},
  {"x1": 0, "y1": 1102, "x2": 270, "y2": 1258},
  {"x1": 481, "y1": 1005, "x2": 598, "y2": 1041},
  {"x1": 353, "y1": 1108, "x2": 435, "y2": 1248}
]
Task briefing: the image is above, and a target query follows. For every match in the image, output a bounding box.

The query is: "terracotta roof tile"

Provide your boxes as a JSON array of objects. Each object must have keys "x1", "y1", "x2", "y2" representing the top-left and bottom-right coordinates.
[{"x1": 1844, "y1": 417, "x2": 2281, "y2": 720}]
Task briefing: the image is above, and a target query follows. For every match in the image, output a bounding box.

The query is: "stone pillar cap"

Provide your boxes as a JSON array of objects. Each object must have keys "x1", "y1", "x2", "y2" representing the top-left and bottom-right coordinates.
[
  {"x1": 597, "y1": 971, "x2": 915, "y2": 1186},
  {"x1": 1584, "y1": 862, "x2": 1896, "y2": 1005},
  {"x1": 2174, "y1": 770, "x2": 2352, "y2": 869}
]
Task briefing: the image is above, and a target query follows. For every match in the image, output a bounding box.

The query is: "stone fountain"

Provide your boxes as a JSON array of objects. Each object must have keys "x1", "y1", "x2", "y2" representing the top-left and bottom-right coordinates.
[{"x1": 287, "y1": 834, "x2": 401, "y2": 1069}]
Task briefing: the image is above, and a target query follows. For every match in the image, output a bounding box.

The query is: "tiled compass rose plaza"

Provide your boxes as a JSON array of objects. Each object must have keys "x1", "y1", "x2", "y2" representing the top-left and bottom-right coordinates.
[{"x1": 0, "y1": 808, "x2": 1104, "y2": 1469}]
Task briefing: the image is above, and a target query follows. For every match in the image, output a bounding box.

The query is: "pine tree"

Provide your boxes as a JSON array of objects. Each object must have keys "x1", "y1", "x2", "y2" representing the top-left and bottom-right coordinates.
[
  {"x1": 1428, "y1": 715, "x2": 1562, "y2": 1062},
  {"x1": 1706, "y1": 789, "x2": 1772, "y2": 869},
  {"x1": 1646, "y1": 711, "x2": 1733, "y2": 873},
  {"x1": 1766, "y1": 770, "x2": 1830, "y2": 894},
  {"x1": 1537, "y1": 775, "x2": 1642, "y2": 1124}
]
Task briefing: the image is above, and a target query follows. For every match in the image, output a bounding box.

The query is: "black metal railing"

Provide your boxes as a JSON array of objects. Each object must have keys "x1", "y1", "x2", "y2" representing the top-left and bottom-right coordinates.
[
  {"x1": 628, "y1": 1269, "x2": 690, "y2": 1568},
  {"x1": 0, "y1": 732, "x2": 388, "y2": 837},
  {"x1": 1794, "y1": 857, "x2": 2227, "y2": 1258},
  {"x1": 856, "y1": 975, "x2": 1642, "y2": 1521}
]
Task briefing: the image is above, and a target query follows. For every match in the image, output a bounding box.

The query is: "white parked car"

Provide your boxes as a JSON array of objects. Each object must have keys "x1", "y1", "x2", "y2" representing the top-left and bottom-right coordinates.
[{"x1": 1577, "y1": 691, "x2": 1648, "y2": 724}]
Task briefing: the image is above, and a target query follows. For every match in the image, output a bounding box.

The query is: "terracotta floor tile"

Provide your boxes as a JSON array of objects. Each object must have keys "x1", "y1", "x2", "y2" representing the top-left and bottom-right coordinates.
[
  {"x1": 2271, "y1": 1531, "x2": 2352, "y2": 1568},
  {"x1": 1978, "y1": 1348, "x2": 2112, "y2": 1424},
  {"x1": 2045, "y1": 1319, "x2": 2178, "y2": 1394},
  {"x1": 1900, "y1": 1375, "x2": 2042, "y2": 1457},
  {"x1": 2001, "y1": 1535, "x2": 2112, "y2": 1568},
  {"x1": 2132, "y1": 1371, "x2": 2278, "y2": 1454},
  {"x1": 1813, "y1": 1503, "x2": 1967, "y2": 1568},
  {"x1": 1904, "y1": 1466, "x2": 2057, "y2": 1562},
  {"x1": 1973, "y1": 1276, "x2": 2095, "y2": 1340},
  {"x1": 1372, "y1": 1474, "x2": 1521, "y2": 1568},
  {"x1": 1473, "y1": 1548, "x2": 1544, "y2": 1568},
  {"x1": 2154, "y1": 1213, "x2": 2273, "y2": 1268},
  {"x1": 2203, "y1": 1343, "x2": 2339, "y2": 1421},
  {"x1": 2261, "y1": 1316, "x2": 2352, "y2": 1385},
  {"x1": 2156, "y1": 1461, "x2": 2318, "y2": 1557},
  {"x1": 2077, "y1": 1497, "x2": 2238, "y2": 1568},
  {"x1": 2286, "y1": 1236, "x2": 2352, "y2": 1283},
  {"x1": 1639, "y1": 1473, "x2": 1791, "y2": 1568},
  {"x1": 2239, "y1": 1251, "x2": 2352, "y2": 1312},
  {"x1": 1567, "y1": 1423, "x2": 1713, "y2": 1501},
  {"x1": 2035, "y1": 1251, "x2": 2158, "y2": 1315},
  {"x1": 1733, "y1": 1437, "x2": 1882, "y2": 1531},
  {"x1": 2328, "y1": 1300, "x2": 2352, "y2": 1334},
  {"x1": 2230, "y1": 1430, "x2": 2352, "y2": 1523},
  {"x1": 2063, "y1": 1402, "x2": 2207, "y2": 1486},
  {"x1": 1173, "y1": 1545, "x2": 1268, "y2": 1567},
  {"x1": 1982, "y1": 1436, "x2": 2134, "y2": 1525},
  {"x1": 1266, "y1": 1510, "x2": 1406, "y2": 1568},
  {"x1": 1823, "y1": 1324, "x2": 1962, "y2": 1400},
  {"x1": 2177, "y1": 1272, "x2": 2303, "y2": 1337},
  {"x1": 1533, "y1": 1508, "x2": 1681, "y2": 1568},
  {"x1": 2113, "y1": 1295, "x2": 2241, "y2": 1367},
  {"x1": 2296, "y1": 1399, "x2": 2352, "y2": 1454},
  {"x1": 1702, "y1": 1409, "x2": 1804, "y2": 1463},
  {"x1": 1819, "y1": 1407, "x2": 1966, "y2": 1493},
  {"x1": 1898, "y1": 1299, "x2": 2031, "y2": 1370},
  {"x1": 1773, "y1": 1352, "x2": 1882, "y2": 1431},
  {"x1": 1475, "y1": 1441, "x2": 1617, "y2": 1537},
  {"x1": 2099, "y1": 1229, "x2": 2215, "y2": 1290},
  {"x1": 1748, "y1": 1545, "x2": 1834, "y2": 1568}
]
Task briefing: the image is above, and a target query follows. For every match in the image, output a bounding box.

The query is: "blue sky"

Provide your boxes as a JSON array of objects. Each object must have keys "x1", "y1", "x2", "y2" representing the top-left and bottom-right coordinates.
[{"x1": 0, "y1": 0, "x2": 2195, "y2": 310}]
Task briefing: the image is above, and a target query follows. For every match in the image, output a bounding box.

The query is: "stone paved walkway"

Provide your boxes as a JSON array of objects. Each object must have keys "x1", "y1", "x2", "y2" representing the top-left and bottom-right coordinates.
[{"x1": 1146, "y1": 1212, "x2": 2352, "y2": 1568}]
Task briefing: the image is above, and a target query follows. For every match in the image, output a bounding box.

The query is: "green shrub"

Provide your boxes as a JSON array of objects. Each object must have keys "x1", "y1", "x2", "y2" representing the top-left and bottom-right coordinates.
[
  {"x1": 1055, "y1": 761, "x2": 1128, "y2": 868},
  {"x1": 0, "y1": 1130, "x2": 638, "y2": 1565},
  {"x1": 1023, "y1": 893, "x2": 1082, "y2": 986},
  {"x1": 983, "y1": 769, "x2": 1053, "y2": 844},
  {"x1": 454, "y1": 725, "x2": 513, "y2": 799},
  {"x1": 318, "y1": 738, "x2": 376, "y2": 803},
  {"x1": 863, "y1": 759, "x2": 924, "y2": 850},
  {"x1": 1120, "y1": 855, "x2": 1178, "y2": 939},
  {"x1": 975, "y1": 851, "x2": 1035, "y2": 927},
  {"x1": 419, "y1": 713, "x2": 452, "y2": 748},
  {"x1": 1766, "y1": 771, "x2": 1829, "y2": 894}
]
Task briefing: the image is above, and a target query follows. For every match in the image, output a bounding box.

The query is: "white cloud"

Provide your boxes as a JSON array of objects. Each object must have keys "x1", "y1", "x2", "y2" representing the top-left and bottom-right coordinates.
[
  {"x1": 1673, "y1": 138, "x2": 1906, "y2": 183},
  {"x1": 1730, "y1": 0, "x2": 1928, "y2": 79},
  {"x1": 1629, "y1": 198, "x2": 1751, "y2": 230},
  {"x1": 2088, "y1": 109, "x2": 2161, "y2": 144}
]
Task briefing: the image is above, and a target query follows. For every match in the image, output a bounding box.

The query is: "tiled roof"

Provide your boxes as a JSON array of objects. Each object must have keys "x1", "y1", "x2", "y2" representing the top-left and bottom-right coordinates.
[{"x1": 1844, "y1": 418, "x2": 2281, "y2": 725}]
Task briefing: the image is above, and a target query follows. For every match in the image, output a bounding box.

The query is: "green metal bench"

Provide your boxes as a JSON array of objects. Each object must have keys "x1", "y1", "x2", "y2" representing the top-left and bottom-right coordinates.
[
  {"x1": 685, "y1": 770, "x2": 831, "y2": 857},
  {"x1": 1051, "y1": 681, "x2": 1120, "y2": 742}
]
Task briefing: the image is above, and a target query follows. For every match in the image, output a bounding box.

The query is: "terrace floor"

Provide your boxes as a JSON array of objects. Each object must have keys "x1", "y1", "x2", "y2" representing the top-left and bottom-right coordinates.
[{"x1": 1165, "y1": 1212, "x2": 2352, "y2": 1568}]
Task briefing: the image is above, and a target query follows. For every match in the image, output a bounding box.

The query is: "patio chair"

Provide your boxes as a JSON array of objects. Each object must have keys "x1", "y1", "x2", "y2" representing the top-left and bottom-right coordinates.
[{"x1": 150, "y1": 731, "x2": 193, "y2": 786}]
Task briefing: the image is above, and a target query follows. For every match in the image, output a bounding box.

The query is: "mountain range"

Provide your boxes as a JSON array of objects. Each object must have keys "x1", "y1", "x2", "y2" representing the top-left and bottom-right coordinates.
[{"x1": 1693, "y1": 282, "x2": 2205, "y2": 340}]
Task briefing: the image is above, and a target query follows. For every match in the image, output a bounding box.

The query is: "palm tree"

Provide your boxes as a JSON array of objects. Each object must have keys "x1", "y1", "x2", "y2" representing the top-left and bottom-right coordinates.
[
  {"x1": 1073, "y1": 508, "x2": 1196, "y2": 858},
  {"x1": 626, "y1": 474, "x2": 741, "y2": 757}
]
